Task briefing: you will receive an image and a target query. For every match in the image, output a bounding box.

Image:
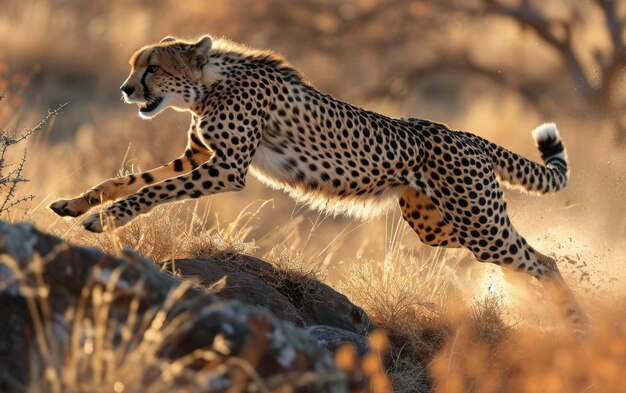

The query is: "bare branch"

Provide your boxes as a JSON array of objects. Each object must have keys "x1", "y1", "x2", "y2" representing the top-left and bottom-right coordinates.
[
  {"x1": 0, "y1": 152, "x2": 28, "y2": 214},
  {"x1": 12, "y1": 102, "x2": 69, "y2": 145},
  {"x1": 592, "y1": 0, "x2": 626, "y2": 105},
  {"x1": 0, "y1": 100, "x2": 68, "y2": 216},
  {"x1": 593, "y1": 0, "x2": 625, "y2": 54},
  {"x1": 480, "y1": 1, "x2": 595, "y2": 98}
]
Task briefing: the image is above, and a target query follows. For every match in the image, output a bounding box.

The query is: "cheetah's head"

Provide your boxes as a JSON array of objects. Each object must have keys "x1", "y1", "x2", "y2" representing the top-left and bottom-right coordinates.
[{"x1": 120, "y1": 35, "x2": 218, "y2": 119}]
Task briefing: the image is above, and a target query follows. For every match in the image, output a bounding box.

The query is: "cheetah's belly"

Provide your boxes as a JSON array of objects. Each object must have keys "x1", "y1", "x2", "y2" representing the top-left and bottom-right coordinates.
[
  {"x1": 250, "y1": 145, "x2": 406, "y2": 220},
  {"x1": 250, "y1": 144, "x2": 299, "y2": 185}
]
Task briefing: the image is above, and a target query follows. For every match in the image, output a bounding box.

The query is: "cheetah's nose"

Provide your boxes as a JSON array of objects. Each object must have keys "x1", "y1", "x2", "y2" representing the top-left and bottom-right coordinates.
[{"x1": 121, "y1": 85, "x2": 135, "y2": 96}]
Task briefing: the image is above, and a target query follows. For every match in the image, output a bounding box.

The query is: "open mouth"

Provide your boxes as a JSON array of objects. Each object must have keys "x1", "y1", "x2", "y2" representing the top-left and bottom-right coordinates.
[{"x1": 137, "y1": 97, "x2": 163, "y2": 113}]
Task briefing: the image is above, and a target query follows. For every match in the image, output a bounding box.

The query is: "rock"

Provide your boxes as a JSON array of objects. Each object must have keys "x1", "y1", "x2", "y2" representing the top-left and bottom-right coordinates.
[
  {"x1": 170, "y1": 258, "x2": 308, "y2": 327},
  {"x1": 305, "y1": 326, "x2": 370, "y2": 358},
  {"x1": 174, "y1": 257, "x2": 374, "y2": 335},
  {"x1": 0, "y1": 221, "x2": 354, "y2": 392}
]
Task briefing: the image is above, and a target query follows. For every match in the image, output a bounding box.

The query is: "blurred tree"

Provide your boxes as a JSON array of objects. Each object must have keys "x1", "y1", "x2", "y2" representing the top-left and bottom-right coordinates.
[
  {"x1": 236, "y1": 0, "x2": 447, "y2": 98},
  {"x1": 440, "y1": 0, "x2": 626, "y2": 142},
  {"x1": 4, "y1": 0, "x2": 625, "y2": 141},
  {"x1": 239, "y1": 0, "x2": 626, "y2": 141}
]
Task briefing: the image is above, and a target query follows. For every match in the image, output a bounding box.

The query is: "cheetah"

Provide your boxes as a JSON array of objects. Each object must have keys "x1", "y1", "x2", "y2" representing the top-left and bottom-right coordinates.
[{"x1": 50, "y1": 35, "x2": 586, "y2": 327}]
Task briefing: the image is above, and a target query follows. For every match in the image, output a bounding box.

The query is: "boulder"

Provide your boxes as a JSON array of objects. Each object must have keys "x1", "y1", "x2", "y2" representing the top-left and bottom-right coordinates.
[
  {"x1": 172, "y1": 258, "x2": 309, "y2": 327},
  {"x1": 0, "y1": 222, "x2": 353, "y2": 392},
  {"x1": 174, "y1": 257, "x2": 373, "y2": 335},
  {"x1": 305, "y1": 326, "x2": 370, "y2": 358}
]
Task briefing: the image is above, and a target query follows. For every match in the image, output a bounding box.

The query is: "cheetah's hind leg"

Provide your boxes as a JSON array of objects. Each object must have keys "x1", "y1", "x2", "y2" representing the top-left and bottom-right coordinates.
[
  {"x1": 399, "y1": 187, "x2": 461, "y2": 248},
  {"x1": 416, "y1": 168, "x2": 588, "y2": 329}
]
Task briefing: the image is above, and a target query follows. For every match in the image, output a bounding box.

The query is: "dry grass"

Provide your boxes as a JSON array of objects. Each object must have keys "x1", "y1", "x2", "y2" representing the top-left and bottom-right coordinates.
[
  {"x1": 0, "y1": 1, "x2": 625, "y2": 391},
  {"x1": 55, "y1": 202, "x2": 258, "y2": 263},
  {"x1": 332, "y1": 216, "x2": 626, "y2": 392},
  {"x1": 3, "y1": 251, "x2": 388, "y2": 393},
  {"x1": 334, "y1": 223, "x2": 510, "y2": 392},
  {"x1": 340, "y1": 242, "x2": 626, "y2": 392},
  {"x1": 431, "y1": 301, "x2": 626, "y2": 393}
]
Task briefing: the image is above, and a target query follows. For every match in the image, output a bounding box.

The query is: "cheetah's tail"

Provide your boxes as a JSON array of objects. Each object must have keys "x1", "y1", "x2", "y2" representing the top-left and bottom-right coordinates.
[{"x1": 486, "y1": 123, "x2": 569, "y2": 194}]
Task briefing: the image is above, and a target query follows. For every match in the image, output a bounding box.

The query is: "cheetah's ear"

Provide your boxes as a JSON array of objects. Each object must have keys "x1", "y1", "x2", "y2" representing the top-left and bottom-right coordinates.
[
  {"x1": 191, "y1": 35, "x2": 213, "y2": 69},
  {"x1": 160, "y1": 36, "x2": 177, "y2": 43}
]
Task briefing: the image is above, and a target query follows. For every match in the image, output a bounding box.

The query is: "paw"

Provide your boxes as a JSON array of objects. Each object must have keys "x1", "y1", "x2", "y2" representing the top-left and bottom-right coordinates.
[
  {"x1": 49, "y1": 198, "x2": 87, "y2": 217},
  {"x1": 82, "y1": 212, "x2": 126, "y2": 233},
  {"x1": 81, "y1": 203, "x2": 135, "y2": 233},
  {"x1": 49, "y1": 189, "x2": 106, "y2": 218},
  {"x1": 82, "y1": 213, "x2": 105, "y2": 233}
]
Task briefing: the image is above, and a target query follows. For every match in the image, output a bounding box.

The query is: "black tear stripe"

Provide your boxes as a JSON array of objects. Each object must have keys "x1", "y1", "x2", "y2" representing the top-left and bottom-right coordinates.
[{"x1": 140, "y1": 54, "x2": 153, "y2": 98}]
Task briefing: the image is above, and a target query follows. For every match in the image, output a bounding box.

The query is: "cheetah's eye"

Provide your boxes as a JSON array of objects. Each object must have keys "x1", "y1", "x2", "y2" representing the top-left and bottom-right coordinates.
[{"x1": 147, "y1": 65, "x2": 160, "y2": 73}]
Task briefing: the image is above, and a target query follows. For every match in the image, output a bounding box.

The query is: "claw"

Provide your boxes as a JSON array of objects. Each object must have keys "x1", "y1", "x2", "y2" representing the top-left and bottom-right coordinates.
[{"x1": 84, "y1": 189, "x2": 102, "y2": 206}]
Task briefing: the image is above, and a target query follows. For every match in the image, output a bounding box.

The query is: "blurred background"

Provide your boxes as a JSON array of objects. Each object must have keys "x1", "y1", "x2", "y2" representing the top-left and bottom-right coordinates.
[
  {"x1": 2, "y1": 2, "x2": 626, "y2": 390},
  {"x1": 0, "y1": 0, "x2": 624, "y2": 299}
]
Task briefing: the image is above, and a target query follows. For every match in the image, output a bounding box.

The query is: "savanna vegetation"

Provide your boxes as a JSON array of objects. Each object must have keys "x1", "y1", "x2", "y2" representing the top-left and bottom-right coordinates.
[{"x1": 1, "y1": 1, "x2": 625, "y2": 392}]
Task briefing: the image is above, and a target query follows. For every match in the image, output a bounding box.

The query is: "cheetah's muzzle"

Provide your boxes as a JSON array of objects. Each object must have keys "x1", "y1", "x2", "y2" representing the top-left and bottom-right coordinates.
[{"x1": 138, "y1": 96, "x2": 162, "y2": 113}]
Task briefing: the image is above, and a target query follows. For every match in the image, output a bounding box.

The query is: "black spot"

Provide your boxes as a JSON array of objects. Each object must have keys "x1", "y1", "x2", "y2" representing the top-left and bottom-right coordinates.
[
  {"x1": 173, "y1": 159, "x2": 183, "y2": 172},
  {"x1": 142, "y1": 173, "x2": 154, "y2": 183}
]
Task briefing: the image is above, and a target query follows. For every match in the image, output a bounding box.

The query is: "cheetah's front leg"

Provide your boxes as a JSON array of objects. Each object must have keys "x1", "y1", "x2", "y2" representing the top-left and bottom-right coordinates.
[
  {"x1": 50, "y1": 122, "x2": 211, "y2": 218},
  {"x1": 81, "y1": 108, "x2": 260, "y2": 232},
  {"x1": 82, "y1": 159, "x2": 248, "y2": 232}
]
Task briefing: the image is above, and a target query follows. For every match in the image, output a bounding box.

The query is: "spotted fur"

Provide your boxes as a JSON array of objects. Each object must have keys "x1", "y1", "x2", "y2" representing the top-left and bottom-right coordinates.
[{"x1": 49, "y1": 35, "x2": 586, "y2": 328}]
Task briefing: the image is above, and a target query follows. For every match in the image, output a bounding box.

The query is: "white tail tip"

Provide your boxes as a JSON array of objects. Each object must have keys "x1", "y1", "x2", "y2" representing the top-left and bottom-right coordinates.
[{"x1": 531, "y1": 122, "x2": 559, "y2": 143}]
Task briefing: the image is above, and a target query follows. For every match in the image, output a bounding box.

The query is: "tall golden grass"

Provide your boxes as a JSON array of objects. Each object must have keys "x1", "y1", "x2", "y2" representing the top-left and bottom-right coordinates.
[{"x1": 1, "y1": 1, "x2": 625, "y2": 391}]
